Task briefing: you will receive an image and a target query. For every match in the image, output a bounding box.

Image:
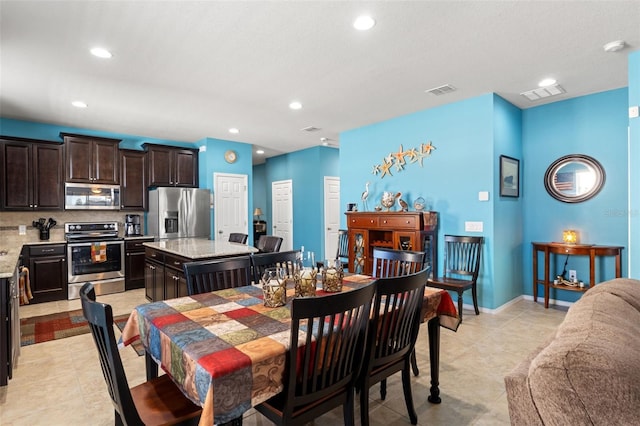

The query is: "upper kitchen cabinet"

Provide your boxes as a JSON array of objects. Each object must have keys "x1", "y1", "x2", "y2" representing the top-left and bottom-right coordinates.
[
  {"x1": 119, "y1": 149, "x2": 147, "y2": 210},
  {"x1": 1, "y1": 137, "x2": 64, "y2": 211},
  {"x1": 143, "y1": 143, "x2": 198, "y2": 187},
  {"x1": 61, "y1": 133, "x2": 121, "y2": 184}
]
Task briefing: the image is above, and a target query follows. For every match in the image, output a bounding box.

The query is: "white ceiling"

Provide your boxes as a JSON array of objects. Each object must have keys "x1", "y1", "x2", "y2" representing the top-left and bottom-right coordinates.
[{"x1": 1, "y1": 1, "x2": 639, "y2": 163}]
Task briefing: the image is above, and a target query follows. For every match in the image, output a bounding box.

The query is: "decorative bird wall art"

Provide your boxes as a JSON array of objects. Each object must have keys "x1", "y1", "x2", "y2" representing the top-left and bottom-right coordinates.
[{"x1": 371, "y1": 141, "x2": 437, "y2": 179}]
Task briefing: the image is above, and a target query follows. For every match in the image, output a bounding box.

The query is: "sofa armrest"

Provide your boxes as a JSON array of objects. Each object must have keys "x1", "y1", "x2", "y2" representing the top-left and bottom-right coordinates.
[{"x1": 504, "y1": 334, "x2": 554, "y2": 426}]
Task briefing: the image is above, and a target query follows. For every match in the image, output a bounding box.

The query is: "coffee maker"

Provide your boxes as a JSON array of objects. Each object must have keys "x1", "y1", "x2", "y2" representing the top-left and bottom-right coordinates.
[{"x1": 124, "y1": 214, "x2": 142, "y2": 236}]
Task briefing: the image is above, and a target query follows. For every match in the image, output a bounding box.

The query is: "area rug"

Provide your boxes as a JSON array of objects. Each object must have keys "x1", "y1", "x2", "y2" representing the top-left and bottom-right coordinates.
[{"x1": 20, "y1": 309, "x2": 144, "y2": 356}]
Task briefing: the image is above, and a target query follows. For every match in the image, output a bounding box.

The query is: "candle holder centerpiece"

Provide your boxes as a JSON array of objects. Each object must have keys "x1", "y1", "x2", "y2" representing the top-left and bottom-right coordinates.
[{"x1": 261, "y1": 267, "x2": 287, "y2": 307}]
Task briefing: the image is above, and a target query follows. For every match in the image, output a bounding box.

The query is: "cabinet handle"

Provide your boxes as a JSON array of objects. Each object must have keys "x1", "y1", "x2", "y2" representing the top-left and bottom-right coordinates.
[
  {"x1": 382, "y1": 220, "x2": 387, "y2": 224},
  {"x1": 173, "y1": 261, "x2": 180, "y2": 266},
  {"x1": 29, "y1": 204, "x2": 33, "y2": 208},
  {"x1": 406, "y1": 220, "x2": 410, "y2": 224},
  {"x1": 371, "y1": 220, "x2": 374, "y2": 223},
  {"x1": 34, "y1": 204, "x2": 38, "y2": 208},
  {"x1": 126, "y1": 253, "x2": 130, "y2": 256}
]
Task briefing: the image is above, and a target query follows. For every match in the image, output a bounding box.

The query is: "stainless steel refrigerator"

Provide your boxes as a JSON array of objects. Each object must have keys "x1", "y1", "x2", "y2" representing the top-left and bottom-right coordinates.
[{"x1": 148, "y1": 188, "x2": 211, "y2": 239}]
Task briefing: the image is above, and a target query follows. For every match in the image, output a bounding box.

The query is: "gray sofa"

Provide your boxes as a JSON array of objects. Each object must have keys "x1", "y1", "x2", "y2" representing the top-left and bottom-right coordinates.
[{"x1": 504, "y1": 278, "x2": 640, "y2": 425}]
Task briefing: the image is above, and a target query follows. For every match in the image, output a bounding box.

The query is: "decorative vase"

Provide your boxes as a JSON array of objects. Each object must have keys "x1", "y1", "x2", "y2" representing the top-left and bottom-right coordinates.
[{"x1": 381, "y1": 192, "x2": 395, "y2": 211}]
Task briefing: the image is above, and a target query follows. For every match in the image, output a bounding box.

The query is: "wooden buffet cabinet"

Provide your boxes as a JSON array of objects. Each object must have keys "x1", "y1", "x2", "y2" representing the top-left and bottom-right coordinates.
[{"x1": 346, "y1": 211, "x2": 438, "y2": 277}]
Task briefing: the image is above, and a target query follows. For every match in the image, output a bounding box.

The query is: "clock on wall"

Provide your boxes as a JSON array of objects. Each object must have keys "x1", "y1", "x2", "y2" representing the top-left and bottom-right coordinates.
[{"x1": 224, "y1": 150, "x2": 237, "y2": 163}]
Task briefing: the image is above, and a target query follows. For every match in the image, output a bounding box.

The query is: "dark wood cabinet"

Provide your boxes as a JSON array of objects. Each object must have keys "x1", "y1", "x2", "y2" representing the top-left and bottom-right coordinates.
[
  {"x1": 143, "y1": 143, "x2": 198, "y2": 187},
  {"x1": 25, "y1": 244, "x2": 67, "y2": 304},
  {"x1": 119, "y1": 149, "x2": 147, "y2": 210},
  {"x1": 346, "y1": 211, "x2": 438, "y2": 277},
  {"x1": 144, "y1": 247, "x2": 189, "y2": 301},
  {"x1": 61, "y1": 133, "x2": 121, "y2": 184},
  {"x1": 1, "y1": 138, "x2": 64, "y2": 211},
  {"x1": 125, "y1": 238, "x2": 154, "y2": 290}
]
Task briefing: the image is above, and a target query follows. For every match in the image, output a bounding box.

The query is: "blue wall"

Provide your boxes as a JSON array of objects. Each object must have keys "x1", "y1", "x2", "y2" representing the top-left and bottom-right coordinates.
[
  {"x1": 261, "y1": 146, "x2": 339, "y2": 258},
  {"x1": 522, "y1": 88, "x2": 629, "y2": 302},
  {"x1": 340, "y1": 94, "x2": 500, "y2": 308},
  {"x1": 629, "y1": 51, "x2": 640, "y2": 278}
]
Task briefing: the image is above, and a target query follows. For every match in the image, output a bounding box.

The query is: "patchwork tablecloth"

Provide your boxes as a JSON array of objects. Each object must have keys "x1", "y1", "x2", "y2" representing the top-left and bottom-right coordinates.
[{"x1": 120, "y1": 274, "x2": 459, "y2": 425}]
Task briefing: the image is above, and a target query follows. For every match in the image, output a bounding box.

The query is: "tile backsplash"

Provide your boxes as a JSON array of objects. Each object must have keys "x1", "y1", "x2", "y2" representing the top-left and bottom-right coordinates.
[{"x1": 0, "y1": 211, "x2": 144, "y2": 232}]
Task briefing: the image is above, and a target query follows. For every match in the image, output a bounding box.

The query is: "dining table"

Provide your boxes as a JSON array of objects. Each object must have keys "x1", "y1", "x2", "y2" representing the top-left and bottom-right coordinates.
[{"x1": 120, "y1": 273, "x2": 460, "y2": 426}]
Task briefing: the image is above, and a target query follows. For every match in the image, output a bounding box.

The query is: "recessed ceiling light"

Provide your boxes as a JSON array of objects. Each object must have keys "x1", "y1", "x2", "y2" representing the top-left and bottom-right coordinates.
[
  {"x1": 289, "y1": 101, "x2": 302, "y2": 110},
  {"x1": 353, "y1": 15, "x2": 375, "y2": 30},
  {"x1": 71, "y1": 101, "x2": 87, "y2": 108},
  {"x1": 256, "y1": 149, "x2": 265, "y2": 155},
  {"x1": 90, "y1": 47, "x2": 112, "y2": 58},
  {"x1": 538, "y1": 78, "x2": 557, "y2": 87},
  {"x1": 603, "y1": 40, "x2": 626, "y2": 52},
  {"x1": 229, "y1": 128, "x2": 239, "y2": 134}
]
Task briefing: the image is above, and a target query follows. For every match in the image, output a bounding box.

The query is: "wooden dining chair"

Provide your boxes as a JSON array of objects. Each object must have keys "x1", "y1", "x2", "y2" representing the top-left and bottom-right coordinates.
[
  {"x1": 358, "y1": 269, "x2": 428, "y2": 426},
  {"x1": 228, "y1": 233, "x2": 248, "y2": 244},
  {"x1": 372, "y1": 247, "x2": 426, "y2": 278},
  {"x1": 427, "y1": 235, "x2": 484, "y2": 321},
  {"x1": 337, "y1": 229, "x2": 349, "y2": 270},
  {"x1": 254, "y1": 282, "x2": 376, "y2": 426},
  {"x1": 372, "y1": 247, "x2": 426, "y2": 376},
  {"x1": 250, "y1": 250, "x2": 300, "y2": 283},
  {"x1": 183, "y1": 256, "x2": 253, "y2": 295},
  {"x1": 257, "y1": 235, "x2": 283, "y2": 253},
  {"x1": 79, "y1": 283, "x2": 202, "y2": 426}
]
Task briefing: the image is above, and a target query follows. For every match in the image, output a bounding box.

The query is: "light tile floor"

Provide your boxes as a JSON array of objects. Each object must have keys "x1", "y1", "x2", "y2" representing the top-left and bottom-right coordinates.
[{"x1": 0, "y1": 290, "x2": 567, "y2": 425}]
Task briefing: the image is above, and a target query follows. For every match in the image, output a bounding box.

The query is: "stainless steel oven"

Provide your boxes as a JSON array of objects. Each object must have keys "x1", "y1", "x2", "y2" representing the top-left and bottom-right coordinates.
[{"x1": 65, "y1": 221, "x2": 125, "y2": 299}]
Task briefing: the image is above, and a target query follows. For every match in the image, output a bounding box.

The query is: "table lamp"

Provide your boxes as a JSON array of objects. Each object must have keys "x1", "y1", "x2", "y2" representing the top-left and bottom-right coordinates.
[
  {"x1": 562, "y1": 229, "x2": 578, "y2": 244},
  {"x1": 253, "y1": 208, "x2": 263, "y2": 221}
]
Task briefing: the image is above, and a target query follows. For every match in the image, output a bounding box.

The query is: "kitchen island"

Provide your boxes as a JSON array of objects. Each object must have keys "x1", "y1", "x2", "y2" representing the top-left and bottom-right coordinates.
[{"x1": 143, "y1": 238, "x2": 258, "y2": 301}]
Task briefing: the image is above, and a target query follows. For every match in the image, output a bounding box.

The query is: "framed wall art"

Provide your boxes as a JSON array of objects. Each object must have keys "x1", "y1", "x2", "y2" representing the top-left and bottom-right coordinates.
[{"x1": 500, "y1": 155, "x2": 520, "y2": 198}]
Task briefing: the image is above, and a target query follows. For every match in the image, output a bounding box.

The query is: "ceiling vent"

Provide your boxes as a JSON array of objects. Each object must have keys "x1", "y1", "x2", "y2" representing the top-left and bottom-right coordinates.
[
  {"x1": 425, "y1": 84, "x2": 456, "y2": 96},
  {"x1": 301, "y1": 126, "x2": 321, "y2": 132},
  {"x1": 520, "y1": 84, "x2": 566, "y2": 101}
]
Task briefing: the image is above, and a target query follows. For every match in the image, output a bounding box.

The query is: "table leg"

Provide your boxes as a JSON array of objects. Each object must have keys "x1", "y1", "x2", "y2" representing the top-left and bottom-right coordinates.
[
  {"x1": 544, "y1": 249, "x2": 550, "y2": 309},
  {"x1": 427, "y1": 316, "x2": 441, "y2": 403},
  {"x1": 532, "y1": 246, "x2": 538, "y2": 303},
  {"x1": 145, "y1": 352, "x2": 158, "y2": 381}
]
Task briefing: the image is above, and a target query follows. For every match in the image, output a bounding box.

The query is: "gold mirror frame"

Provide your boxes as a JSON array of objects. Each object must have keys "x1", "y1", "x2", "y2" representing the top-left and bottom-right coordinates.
[{"x1": 544, "y1": 154, "x2": 605, "y2": 203}]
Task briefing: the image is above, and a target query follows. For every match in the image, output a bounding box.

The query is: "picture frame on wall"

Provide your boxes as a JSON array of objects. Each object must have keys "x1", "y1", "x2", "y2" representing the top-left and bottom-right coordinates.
[{"x1": 500, "y1": 155, "x2": 520, "y2": 197}]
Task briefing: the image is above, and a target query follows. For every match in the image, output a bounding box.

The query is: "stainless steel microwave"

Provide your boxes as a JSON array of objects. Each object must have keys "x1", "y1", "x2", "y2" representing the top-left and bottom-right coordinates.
[{"x1": 64, "y1": 183, "x2": 120, "y2": 210}]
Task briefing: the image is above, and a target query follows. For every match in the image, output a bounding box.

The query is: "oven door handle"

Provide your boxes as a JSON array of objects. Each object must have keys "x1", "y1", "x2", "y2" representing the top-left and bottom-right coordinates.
[{"x1": 68, "y1": 241, "x2": 124, "y2": 248}]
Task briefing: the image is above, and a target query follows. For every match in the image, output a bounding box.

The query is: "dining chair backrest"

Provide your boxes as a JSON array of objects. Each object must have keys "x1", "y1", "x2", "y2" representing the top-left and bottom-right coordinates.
[
  {"x1": 250, "y1": 250, "x2": 300, "y2": 283},
  {"x1": 443, "y1": 235, "x2": 483, "y2": 280},
  {"x1": 183, "y1": 256, "x2": 253, "y2": 295},
  {"x1": 228, "y1": 233, "x2": 248, "y2": 244},
  {"x1": 336, "y1": 229, "x2": 349, "y2": 269},
  {"x1": 80, "y1": 283, "x2": 202, "y2": 425},
  {"x1": 372, "y1": 247, "x2": 426, "y2": 278},
  {"x1": 255, "y1": 282, "x2": 376, "y2": 425},
  {"x1": 257, "y1": 235, "x2": 283, "y2": 253},
  {"x1": 358, "y1": 268, "x2": 429, "y2": 426},
  {"x1": 80, "y1": 283, "x2": 144, "y2": 425}
]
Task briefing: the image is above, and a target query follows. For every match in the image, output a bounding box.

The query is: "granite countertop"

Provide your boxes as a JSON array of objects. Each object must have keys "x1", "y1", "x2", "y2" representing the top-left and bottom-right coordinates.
[{"x1": 144, "y1": 238, "x2": 259, "y2": 259}]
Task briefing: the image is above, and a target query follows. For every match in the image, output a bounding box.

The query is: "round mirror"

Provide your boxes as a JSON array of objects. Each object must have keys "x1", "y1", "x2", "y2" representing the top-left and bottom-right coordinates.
[{"x1": 544, "y1": 154, "x2": 605, "y2": 203}]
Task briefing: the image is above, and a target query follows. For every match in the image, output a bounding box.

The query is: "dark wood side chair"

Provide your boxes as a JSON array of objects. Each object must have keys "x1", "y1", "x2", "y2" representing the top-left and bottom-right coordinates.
[
  {"x1": 358, "y1": 269, "x2": 428, "y2": 426},
  {"x1": 337, "y1": 229, "x2": 349, "y2": 270},
  {"x1": 254, "y1": 282, "x2": 376, "y2": 426},
  {"x1": 372, "y1": 247, "x2": 427, "y2": 376},
  {"x1": 372, "y1": 247, "x2": 426, "y2": 278},
  {"x1": 256, "y1": 235, "x2": 283, "y2": 253},
  {"x1": 427, "y1": 234, "x2": 484, "y2": 321},
  {"x1": 250, "y1": 250, "x2": 300, "y2": 283},
  {"x1": 183, "y1": 256, "x2": 253, "y2": 295},
  {"x1": 79, "y1": 283, "x2": 202, "y2": 426},
  {"x1": 228, "y1": 233, "x2": 248, "y2": 244}
]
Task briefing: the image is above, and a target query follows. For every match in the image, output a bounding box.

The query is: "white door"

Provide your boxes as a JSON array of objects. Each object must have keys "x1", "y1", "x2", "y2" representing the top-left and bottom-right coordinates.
[
  {"x1": 324, "y1": 176, "x2": 341, "y2": 260},
  {"x1": 272, "y1": 180, "x2": 293, "y2": 251},
  {"x1": 214, "y1": 173, "x2": 248, "y2": 241}
]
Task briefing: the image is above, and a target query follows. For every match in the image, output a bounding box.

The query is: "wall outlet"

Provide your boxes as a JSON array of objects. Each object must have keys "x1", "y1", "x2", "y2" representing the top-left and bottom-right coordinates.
[
  {"x1": 569, "y1": 270, "x2": 577, "y2": 281},
  {"x1": 19, "y1": 225, "x2": 26, "y2": 235},
  {"x1": 464, "y1": 221, "x2": 483, "y2": 232}
]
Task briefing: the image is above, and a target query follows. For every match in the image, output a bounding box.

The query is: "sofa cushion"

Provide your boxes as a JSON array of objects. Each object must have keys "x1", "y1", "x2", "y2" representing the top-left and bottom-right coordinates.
[{"x1": 528, "y1": 278, "x2": 640, "y2": 425}]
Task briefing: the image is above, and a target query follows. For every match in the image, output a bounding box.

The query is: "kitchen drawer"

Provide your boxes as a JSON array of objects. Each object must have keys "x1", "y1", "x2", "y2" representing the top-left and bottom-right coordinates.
[
  {"x1": 28, "y1": 244, "x2": 66, "y2": 257},
  {"x1": 145, "y1": 247, "x2": 164, "y2": 263},
  {"x1": 379, "y1": 215, "x2": 419, "y2": 229},
  {"x1": 348, "y1": 215, "x2": 379, "y2": 228},
  {"x1": 164, "y1": 253, "x2": 188, "y2": 271},
  {"x1": 126, "y1": 239, "x2": 154, "y2": 252}
]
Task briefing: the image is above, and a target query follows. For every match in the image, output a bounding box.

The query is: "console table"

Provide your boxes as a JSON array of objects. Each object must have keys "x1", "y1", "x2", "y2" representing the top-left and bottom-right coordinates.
[
  {"x1": 346, "y1": 211, "x2": 438, "y2": 277},
  {"x1": 532, "y1": 242, "x2": 623, "y2": 308}
]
